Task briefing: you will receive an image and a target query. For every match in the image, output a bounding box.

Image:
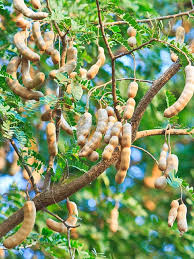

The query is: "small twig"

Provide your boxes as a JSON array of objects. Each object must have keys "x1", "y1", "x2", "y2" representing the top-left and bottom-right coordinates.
[
  {"x1": 102, "y1": 9, "x2": 194, "y2": 26},
  {"x1": 95, "y1": 0, "x2": 114, "y2": 59},
  {"x1": 67, "y1": 228, "x2": 74, "y2": 259},
  {"x1": 180, "y1": 185, "x2": 183, "y2": 204},
  {"x1": 131, "y1": 145, "x2": 159, "y2": 165},
  {"x1": 111, "y1": 59, "x2": 121, "y2": 120},
  {"x1": 114, "y1": 38, "x2": 155, "y2": 59},
  {"x1": 43, "y1": 156, "x2": 55, "y2": 191},
  {"x1": 9, "y1": 139, "x2": 39, "y2": 193}
]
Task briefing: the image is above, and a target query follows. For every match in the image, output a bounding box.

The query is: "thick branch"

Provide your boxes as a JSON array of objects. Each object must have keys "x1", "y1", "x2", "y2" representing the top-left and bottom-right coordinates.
[
  {"x1": 131, "y1": 61, "x2": 181, "y2": 141},
  {"x1": 135, "y1": 129, "x2": 194, "y2": 140},
  {"x1": 0, "y1": 148, "x2": 120, "y2": 238}
]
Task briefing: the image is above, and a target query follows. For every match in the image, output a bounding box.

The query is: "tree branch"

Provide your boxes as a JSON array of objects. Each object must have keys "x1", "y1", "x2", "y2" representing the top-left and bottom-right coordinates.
[
  {"x1": 103, "y1": 9, "x2": 194, "y2": 26},
  {"x1": 114, "y1": 39, "x2": 155, "y2": 60},
  {"x1": 135, "y1": 128, "x2": 194, "y2": 140},
  {"x1": 0, "y1": 148, "x2": 120, "y2": 238},
  {"x1": 10, "y1": 139, "x2": 39, "y2": 194},
  {"x1": 131, "y1": 61, "x2": 181, "y2": 141}
]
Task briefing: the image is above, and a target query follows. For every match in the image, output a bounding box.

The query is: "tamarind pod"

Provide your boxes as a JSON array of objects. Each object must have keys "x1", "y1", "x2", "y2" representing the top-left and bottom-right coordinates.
[
  {"x1": 127, "y1": 82, "x2": 138, "y2": 98},
  {"x1": 158, "y1": 143, "x2": 168, "y2": 171},
  {"x1": 123, "y1": 98, "x2": 136, "y2": 120},
  {"x1": 109, "y1": 207, "x2": 119, "y2": 232},
  {"x1": 177, "y1": 203, "x2": 188, "y2": 235},
  {"x1": 97, "y1": 47, "x2": 105, "y2": 66},
  {"x1": 170, "y1": 52, "x2": 178, "y2": 62},
  {"x1": 46, "y1": 218, "x2": 66, "y2": 233},
  {"x1": 109, "y1": 136, "x2": 119, "y2": 147},
  {"x1": 14, "y1": 31, "x2": 40, "y2": 62},
  {"x1": 106, "y1": 106, "x2": 115, "y2": 116},
  {"x1": 189, "y1": 39, "x2": 194, "y2": 53},
  {"x1": 77, "y1": 112, "x2": 92, "y2": 141},
  {"x1": 60, "y1": 115, "x2": 73, "y2": 135},
  {"x1": 143, "y1": 176, "x2": 156, "y2": 189},
  {"x1": 115, "y1": 169, "x2": 127, "y2": 184},
  {"x1": 102, "y1": 144, "x2": 115, "y2": 160},
  {"x1": 66, "y1": 200, "x2": 78, "y2": 217},
  {"x1": 96, "y1": 109, "x2": 108, "y2": 134},
  {"x1": 154, "y1": 175, "x2": 167, "y2": 189},
  {"x1": 176, "y1": 26, "x2": 185, "y2": 44},
  {"x1": 70, "y1": 72, "x2": 77, "y2": 79},
  {"x1": 49, "y1": 62, "x2": 77, "y2": 79},
  {"x1": 41, "y1": 109, "x2": 53, "y2": 121},
  {"x1": 87, "y1": 151, "x2": 99, "y2": 162},
  {"x1": 31, "y1": 0, "x2": 41, "y2": 9},
  {"x1": 3, "y1": 201, "x2": 36, "y2": 249},
  {"x1": 15, "y1": 13, "x2": 30, "y2": 30},
  {"x1": 32, "y1": 22, "x2": 46, "y2": 51},
  {"x1": 111, "y1": 121, "x2": 122, "y2": 137},
  {"x1": 86, "y1": 64, "x2": 100, "y2": 80},
  {"x1": 7, "y1": 57, "x2": 44, "y2": 100},
  {"x1": 127, "y1": 26, "x2": 136, "y2": 37},
  {"x1": 46, "y1": 122, "x2": 58, "y2": 156},
  {"x1": 79, "y1": 132, "x2": 102, "y2": 157},
  {"x1": 21, "y1": 58, "x2": 45, "y2": 89},
  {"x1": 104, "y1": 116, "x2": 117, "y2": 143},
  {"x1": 79, "y1": 68, "x2": 87, "y2": 79},
  {"x1": 44, "y1": 31, "x2": 60, "y2": 64},
  {"x1": 164, "y1": 154, "x2": 179, "y2": 176},
  {"x1": 0, "y1": 248, "x2": 4, "y2": 258},
  {"x1": 164, "y1": 65, "x2": 194, "y2": 117},
  {"x1": 120, "y1": 147, "x2": 131, "y2": 171},
  {"x1": 13, "y1": 0, "x2": 48, "y2": 20},
  {"x1": 66, "y1": 46, "x2": 77, "y2": 65},
  {"x1": 128, "y1": 36, "x2": 136, "y2": 47},
  {"x1": 168, "y1": 200, "x2": 179, "y2": 227},
  {"x1": 121, "y1": 123, "x2": 131, "y2": 148}
]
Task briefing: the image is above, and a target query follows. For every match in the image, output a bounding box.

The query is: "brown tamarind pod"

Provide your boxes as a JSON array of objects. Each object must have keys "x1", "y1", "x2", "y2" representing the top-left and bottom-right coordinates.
[
  {"x1": 170, "y1": 51, "x2": 178, "y2": 62},
  {"x1": 104, "y1": 116, "x2": 117, "y2": 143},
  {"x1": 86, "y1": 46, "x2": 105, "y2": 79},
  {"x1": 3, "y1": 201, "x2": 36, "y2": 249},
  {"x1": 121, "y1": 123, "x2": 131, "y2": 148},
  {"x1": 87, "y1": 151, "x2": 99, "y2": 162},
  {"x1": 44, "y1": 31, "x2": 60, "y2": 65},
  {"x1": 46, "y1": 218, "x2": 66, "y2": 233},
  {"x1": 164, "y1": 154, "x2": 179, "y2": 177},
  {"x1": 60, "y1": 115, "x2": 73, "y2": 135},
  {"x1": 106, "y1": 106, "x2": 115, "y2": 116},
  {"x1": 111, "y1": 121, "x2": 122, "y2": 137},
  {"x1": 32, "y1": 21, "x2": 46, "y2": 51},
  {"x1": 120, "y1": 147, "x2": 131, "y2": 171},
  {"x1": 7, "y1": 57, "x2": 44, "y2": 100},
  {"x1": 115, "y1": 169, "x2": 127, "y2": 184},
  {"x1": 177, "y1": 203, "x2": 188, "y2": 236},
  {"x1": 123, "y1": 98, "x2": 136, "y2": 120},
  {"x1": 158, "y1": 142, "x2": 168, "y2": 171},
  {"x1": 127, "y1": 26, "x2": 136, "y2": 37},
  {"x1": 109, "y1": 207, "x2": 119, "y2": 232},
  {"x1": 164, "y1": 65, "x2": 194, "y2": 118},
  {"x1": 79, "y1": 132, "x2": 102, "y2": 157},
  {"x1": 154, "y1": 175, "x2": 167, "y2": 189},
  {"x1": 168, "y1": 200, "x2": 179, "y2": 227},
  {"x1": 41, "y1": 109, "x2": 53, "y2": 121},
  {"x1": 14, "y1": 31, "x2": 40, "y2": 62},
  {"x1": 176, "y1": 26, "x2": 185, "y2": 44},
  {"x1": 46, "y1": 122, "x2": 58, "y2": 156},
  {"x1": 127, "y1": 36, "x2": 136, "y2": 47},
  {"x1": 77, "y1": 112, "x2": 92, "y2": 146},
  {"x1": 96, "y1": 108, "x2": 108, "y2": 134},
  {"x1": 31, "y1": 0, "x2": 41, "y2": 9},
  {"x1": 21, "y1": 57, "x2": 45, "y2": 89},
  {"x1": 0, "y1": 248, "x2": 5, "y2": 258},
  {"x1": 127, "y1": 82, "x2": 138, "y2": 98},
  {"x1": 79, "y1": 68, "x2": 87, "y2": 79},
  {"x1": 13, "y1": 0, "x2": 48, "y2": 20},
  {"x1": 49, "y1": 45, "x2": 77, "y2": 78},
  {"x1": 15, "y1": 13, "x2": 30, "y2": 30},
  {"x1": 102, "y1": 136, "x2": 118, "y2": 160}
]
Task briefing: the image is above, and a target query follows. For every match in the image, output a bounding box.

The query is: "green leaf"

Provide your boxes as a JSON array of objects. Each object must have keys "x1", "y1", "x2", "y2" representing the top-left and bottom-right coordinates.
[{"x1": 71, "y1": 84, "x2": 83, "y2": 101}]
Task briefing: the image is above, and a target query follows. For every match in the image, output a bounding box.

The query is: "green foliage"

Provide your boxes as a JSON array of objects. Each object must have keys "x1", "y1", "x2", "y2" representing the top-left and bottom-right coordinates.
[{"x1": 165, "y1": 90, "x2": 179, "y2": 125}]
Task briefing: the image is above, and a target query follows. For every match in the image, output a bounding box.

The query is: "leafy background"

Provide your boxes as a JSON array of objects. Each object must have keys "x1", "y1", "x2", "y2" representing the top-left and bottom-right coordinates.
[{"x1": 0, "y1": 0, "x2": 193, "y2": 258}]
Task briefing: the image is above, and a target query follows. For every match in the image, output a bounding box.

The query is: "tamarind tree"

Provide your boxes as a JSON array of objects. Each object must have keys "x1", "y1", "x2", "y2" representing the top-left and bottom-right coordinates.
[{"x1": 0, "y1": 0, "x2": 193, "y2": 258}]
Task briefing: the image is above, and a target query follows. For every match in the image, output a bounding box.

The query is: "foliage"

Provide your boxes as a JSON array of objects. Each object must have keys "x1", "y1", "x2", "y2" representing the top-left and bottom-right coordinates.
[{"x1": 0, "y1": 0, "x2": 193, "y2": 258}]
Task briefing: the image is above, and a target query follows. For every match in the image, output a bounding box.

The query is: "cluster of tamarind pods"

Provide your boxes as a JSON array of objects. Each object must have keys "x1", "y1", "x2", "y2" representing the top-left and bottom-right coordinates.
[{"x1": 1, "y1": 0, "x2": 193, "y2": 250}]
